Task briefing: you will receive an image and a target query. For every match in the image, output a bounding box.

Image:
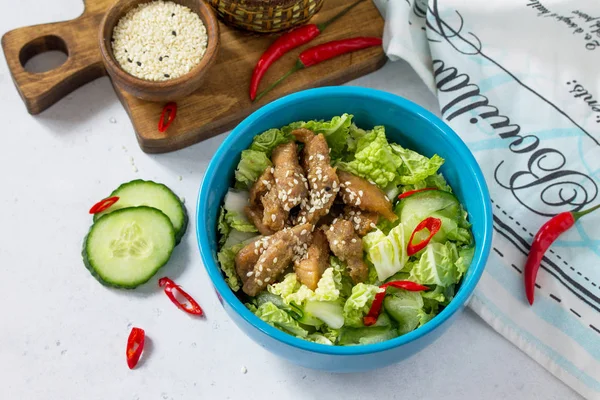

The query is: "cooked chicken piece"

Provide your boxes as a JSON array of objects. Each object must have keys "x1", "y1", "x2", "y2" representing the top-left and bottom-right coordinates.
[
  {"x1": 337, "y1": 170, "x2": 397, "y2": 222},
  {"x1": 291, "y1": 128, "x2": 314, "y2": 144},
  {"x1": 244, "y1": 206, "x2": 274, "y2": 236},
  {"x1": 272, "y1": 142, "x2": 308, "y2": 212},
  {"x1": 235, "y1": 236, "x2": 268, "y2": 284},
  {"x1": 342, "y1": 206, "x2": 379, "y2": 236},
  {"x1": 315, "y1": 203, "x2": 344, "y2": 228},
  {"x1": 324, "y1": 219, "x2": 368, "y2": 284},
  {"x1": 261, "y1": 187, "x2": 286, "y2": 232},
  {"x1": 249, "y1": 167, "x2": 274, "y2": 206},
  {"x1": 243, "y1": 224, "x2": 314, "y2": 296},
  {"x1": 292, "y1": 131, "x2": 340, "y2": 225},
  {"x1": 294, "y1": 229, "x2": 330, "y2": 290}
]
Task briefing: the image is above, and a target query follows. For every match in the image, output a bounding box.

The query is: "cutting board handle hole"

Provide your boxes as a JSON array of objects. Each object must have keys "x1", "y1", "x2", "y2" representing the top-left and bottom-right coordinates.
[{"x1": 20, "y1": 35, "x2": 69, "y2": 74}]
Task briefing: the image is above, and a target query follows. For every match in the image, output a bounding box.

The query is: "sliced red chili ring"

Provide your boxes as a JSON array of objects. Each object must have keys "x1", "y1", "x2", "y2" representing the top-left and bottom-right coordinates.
[
  {"x1": 363, "y1": 281, "x2": 429, "y2": 326},
  {"x1": 406, "y1": 217, "x2": 442, "y2": 256},
  {"x1": 159, "y1": 277, "x2": 204, "y2": 316},
  {"x1": 126, "y1": 327, "x2": 145, "y2": 369},
  {"x1": 89, "y1": 196, "x2": 119, "y2": 214},
  {"x1": 158, "y1": 102, "x2": 177, "y2": 133},
  {"x1": 398, "y1": 188, "x2": 437, "y2": 199}
]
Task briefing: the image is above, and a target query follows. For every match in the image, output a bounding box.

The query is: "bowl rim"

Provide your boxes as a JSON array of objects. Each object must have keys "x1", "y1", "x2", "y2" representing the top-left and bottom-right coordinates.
[
  {"x1": 197, "y1": 86, "x2": 493, "y2": 355},
  {"x1": 98, "y1": 0, "x2": 219, "y2": 90}
]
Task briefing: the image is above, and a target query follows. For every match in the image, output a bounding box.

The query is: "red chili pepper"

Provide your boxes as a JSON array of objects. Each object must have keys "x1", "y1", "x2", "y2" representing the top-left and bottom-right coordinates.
[
  {"x1": 126, "y1": 327, "x2": 145, "y2": 369},
  {"x1": 249, "y1": 0, "x2": 363, "y2": 100},
  {"x1": 158, "y1": 102, "x2": 177, "y2": 133},
  {"x1": 398, "y1": 188, "x2": 438, "y2": 199},
  {"x1": 364, "y1": 281, "x2": 429, "y2": 326},
  {"x1": 407, "y1": 217, "x2": 442, "y2": 256},
  {"x1": 524, "y1": 204, "x2": 600, "y2": 305},
  {"x1": 89, "y1": 196, "x2": 119, "y2": 214},
  {"x1": 158, "y1": 277, "x2": 204, "y2": 316},
  {"x1": 255, "y1": 36, "x2": 382, "y2": 101}
]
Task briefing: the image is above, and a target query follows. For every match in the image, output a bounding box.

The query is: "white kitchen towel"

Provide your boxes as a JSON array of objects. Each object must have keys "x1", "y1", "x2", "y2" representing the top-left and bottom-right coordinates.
[{"x1": 373, "y1": 0, "x2": 600, "y2": 398}]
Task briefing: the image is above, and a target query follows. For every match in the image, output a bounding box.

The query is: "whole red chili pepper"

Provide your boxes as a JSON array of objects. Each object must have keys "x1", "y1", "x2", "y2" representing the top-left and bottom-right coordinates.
[
  {"x1": 158, "y1": 277, "x2": 204, "y2": 316},
  {"x1": 255, "y1": 37, "x2": 383, "y2": 101},
  {"x1": 249, "y1": 0, "x2": 363, "y2": 100},
  {"x1": 89, "y1": 196, "x2": 119, "y2": 214},
  {"x1": 524, "y1": 204, "x2": 600, "y2": 305},
  {"x1": 158, "y1": 102, "x2": 177, "y2": 133},
  {"x1": 364, "y1": 281, "x2": 429, "y2": 326},
  {"x1": 407, "y1": 217, "x2": 442, "y2": 256},
  {"x1": 398, "y1": 188, "x2": 438, "y2": 199},
  {"x1": 126, "y1": 327, "x2": 145, "y2": 369}
]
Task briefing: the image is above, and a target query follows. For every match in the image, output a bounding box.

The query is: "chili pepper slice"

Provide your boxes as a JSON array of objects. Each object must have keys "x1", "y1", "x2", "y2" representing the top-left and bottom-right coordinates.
[
  {"x1": 363, "y1": 281, "x2": 429, "y2": 326},
  {"x1": 249, "y1": 0, "x2": 363, "y2": 100},
  {"x1": 406, "y1": 217, "x2": 442, "y2": 256},
  {"x1": 398, "y1": 188, "x2": 438, "y2": 199},
  {"x1": 255, "y1": 37, "x2": 382, "y2": 101},
  {"x1": 158, "y1": 102, "x2": 177, "y2": 133},
  {"x1": 89, "y1": 196, "x2": 119, "y2": 214},
  {"x1": 524, "y1": 204, "x2": 600, "y2": 305},
  {"x1": 126, "y1": 327, "x2": 145, "y2": 369},
  {"x1": 158, "y1": 277, "x2": 204, "y2": 316}
]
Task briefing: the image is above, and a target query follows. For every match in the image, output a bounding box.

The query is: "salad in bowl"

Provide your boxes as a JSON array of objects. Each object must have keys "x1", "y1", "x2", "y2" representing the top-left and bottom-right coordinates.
[{"x1": 216, "y1": 113, "x2": 474, "y2": 346}]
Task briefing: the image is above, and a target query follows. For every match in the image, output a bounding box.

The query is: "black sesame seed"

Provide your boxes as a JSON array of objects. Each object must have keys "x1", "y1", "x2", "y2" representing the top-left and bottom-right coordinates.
[
  {"x1": 172, "y1": 30, "x2": 177, "y2": 36},
  {"x1": 325, "y1": 186, "x2": 331, "y2": 192},
  {"x1": 171, "y1": 13, "x2": 175, "y2": 17},
  {"x1": 124, "y1": 49, "x2": 127, "y2": 53},
  {"x1": 164, "y1": 74, "x2": 170, "y2": 78},
  {"x1": 127, "y1": 58, "x2": 132, "y2": 63},
  {"x1": 159, "y1": 56, "x2": 163, "y2": 61},
  {"x1": 164, "y1": 55, "x2": 169, "y2": 58},
  {"x1": 136, "y1": 61, "x2": 141, "y2": 66}
]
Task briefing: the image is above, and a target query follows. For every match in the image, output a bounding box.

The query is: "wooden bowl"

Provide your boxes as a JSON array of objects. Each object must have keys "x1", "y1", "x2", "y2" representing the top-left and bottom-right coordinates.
[{"x1": 99, "y1": 0, "x2": 219, "y2": 102}]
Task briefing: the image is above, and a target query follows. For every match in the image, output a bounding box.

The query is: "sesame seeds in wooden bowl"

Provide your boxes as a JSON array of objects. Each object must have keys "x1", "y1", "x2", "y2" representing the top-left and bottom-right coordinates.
[{"x1": 99, "y1": 0, "x2": 219, "y2": 102}]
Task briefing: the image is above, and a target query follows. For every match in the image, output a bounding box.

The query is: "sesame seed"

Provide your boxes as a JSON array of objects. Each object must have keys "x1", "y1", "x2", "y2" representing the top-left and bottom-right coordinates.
[
  {"x1": 309, "y1": 155, "x2": 314, "y2": 161},
  {"x1": 356, "y1": 198, "x2": 361, "y2": 205},
  {"x1": 332, "y1": 218, "x2": 338, "y2": 224},
  {"x1": 333, "y1": 240, "x2": 339, "y2": 245},
  {"x1": 341, "y1": 240, "x2": 346, "y2": 245},
  {"x1": 358, "y1": 190, "x2": 364, "y2": 197},
  {"x1": 257, "y1": 279, "x2": 263, "y2": 286},
  {"x1": 254, "y1": 249, "x2": 259, "y2": 255},
  {"x1": 370, "y1": 223, "x2": 377, "y2": 228},
  {"x1": 351, "y1": 238, "x2": 357, "y2": 243},
  {"x1": 271, "y1": 168, "x2": 275, "y2": 174},
  {"x1": 354, "y1": 217, "x2": 361, "y2": 223},
  {"x1": 273, "y1": 257, "x2": 278, "y2": 263},
  {"x1": 293, "y1": 179, "x2": 299, "y2": 185},
  {"x1": 271, "y1": 214, "x2": 276, "y2": 222},
  {"x1": 112, "y1": 1, "x2": 208, "y2": 81},
  {"x1": 246, "y1": 271, "x2": 254, "y2": 277},
  {"x1": 286, "y1": 170, "x2": 290, "y2": 177},
  {"x1": 265, "y1": 277, "x2": 271, "y2": 283},
  {"x1": 301, "y1": 229, "x2": 307, "y2": 235}
]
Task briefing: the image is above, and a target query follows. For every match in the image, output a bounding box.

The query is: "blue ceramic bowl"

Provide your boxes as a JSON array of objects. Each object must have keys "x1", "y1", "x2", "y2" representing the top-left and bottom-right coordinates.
[{"x1": 197, "y1": 87, "x2": 492, "y2": 372}]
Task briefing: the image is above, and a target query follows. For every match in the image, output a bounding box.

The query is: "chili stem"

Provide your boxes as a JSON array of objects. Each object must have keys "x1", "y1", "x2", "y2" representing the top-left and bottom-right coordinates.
[
  {"x1": 572, "y1": 204, "x2": 600, "y2": 220},
  {"x1": 317, "y1": 0, "x2": 363, "y2": 31},
  {"x1": 255, "y1": 62, "x2": 304, "y2": 102}
]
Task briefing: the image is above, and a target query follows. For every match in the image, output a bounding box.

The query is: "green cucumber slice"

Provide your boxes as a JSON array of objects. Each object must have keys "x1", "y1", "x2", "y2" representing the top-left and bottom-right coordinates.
[
  {"x1": 94, "y1": 180, "x2": 188, "y2": 244},
  {"x1": 83, "y1": 206, "x2": 175, "y2": 289},
  {"x1": 399, "y1": 190, "x2": 470, "y2": 244}
]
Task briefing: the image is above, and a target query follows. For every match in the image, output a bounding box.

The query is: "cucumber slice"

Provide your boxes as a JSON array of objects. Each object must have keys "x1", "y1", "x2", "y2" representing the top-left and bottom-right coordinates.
[
  {"x1": 94, "y1": 180, "x2": 188, "y2": 244},
  {"x1": 399, "y1": 190, "x2": 469, "y2": 244},
  {"x1": 383, "y1": 290, "x2": 424, "y2": 335},
  {"x1": 83, "y1": 206, "x2": 175, "y2": 289}
]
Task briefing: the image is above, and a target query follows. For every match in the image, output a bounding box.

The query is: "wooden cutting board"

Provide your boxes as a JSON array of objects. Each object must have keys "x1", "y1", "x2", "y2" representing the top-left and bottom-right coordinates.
[{"x1": 2, "y1": 0, "x2": 386, "y2": 153}]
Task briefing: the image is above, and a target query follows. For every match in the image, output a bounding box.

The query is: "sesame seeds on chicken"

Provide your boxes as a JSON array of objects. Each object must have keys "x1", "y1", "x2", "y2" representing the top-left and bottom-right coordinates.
[{"x1": 292, "y1": 131, "x2": 340, "y2": 225}]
